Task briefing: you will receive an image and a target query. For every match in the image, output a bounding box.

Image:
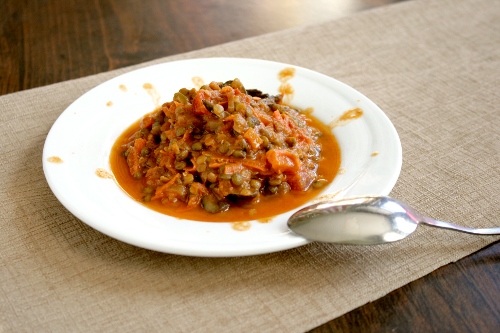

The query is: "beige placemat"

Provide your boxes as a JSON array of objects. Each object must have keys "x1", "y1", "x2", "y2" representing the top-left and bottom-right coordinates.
[{"x1": 1, "y1": 0, "x2": 499, "y2": 332}]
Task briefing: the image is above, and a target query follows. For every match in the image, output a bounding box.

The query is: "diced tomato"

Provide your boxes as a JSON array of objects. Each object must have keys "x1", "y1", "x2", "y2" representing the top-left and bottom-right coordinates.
[
  {"x1": 265, "y1": 149, "x2": 301, "y2": 173},
  {"x1": 243, "y1": 128, "x2": 263, "y2": 149}
]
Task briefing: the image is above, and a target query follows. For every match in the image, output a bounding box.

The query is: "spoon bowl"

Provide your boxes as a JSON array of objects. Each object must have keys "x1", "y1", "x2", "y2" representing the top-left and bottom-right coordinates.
[{"x1": 287, "y1": 196, "x2": 500, "y2": 245}]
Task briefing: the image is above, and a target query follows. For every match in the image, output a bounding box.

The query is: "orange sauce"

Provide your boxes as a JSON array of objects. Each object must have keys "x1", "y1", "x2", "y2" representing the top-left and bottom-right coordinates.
[
  {"x1": 278, "y1": 83, "x2": 294, "y2": 98},
  {"x1": 278, "y1": 67, "x2": 296, "y2": 82},
  {"x1": 329, "y1": 108, "x2": 364, "y2": 129},
  {"x1": 231, "y1": 221, "x2": 251, "y2": 231},
  {"x1": 278, "y1": 67, "x2": 295, "y2": 103},
  {"x1": 47, "y1": 156, "x2": 63, "y2": 163},
  {"x1": 95, "y1": 168, "x2": 114, "y2": 179},
  {"x1": 109, "y1": 112, "x2": 341, "y2": 222},
  {"x1": 142, "y1": 83, "x2": 161, "y2": 107}
]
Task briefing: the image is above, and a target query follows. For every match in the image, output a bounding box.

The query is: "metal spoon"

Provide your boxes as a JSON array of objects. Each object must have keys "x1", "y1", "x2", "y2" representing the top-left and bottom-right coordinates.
[{"x1": 288, "y1": 196, "x2": 500, "y2": 245}]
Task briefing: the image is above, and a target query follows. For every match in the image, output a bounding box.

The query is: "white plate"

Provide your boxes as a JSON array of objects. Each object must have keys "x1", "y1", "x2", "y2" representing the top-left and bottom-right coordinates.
[{"x1": 43, "y1": 58, "x2": 401, "y2": 257}]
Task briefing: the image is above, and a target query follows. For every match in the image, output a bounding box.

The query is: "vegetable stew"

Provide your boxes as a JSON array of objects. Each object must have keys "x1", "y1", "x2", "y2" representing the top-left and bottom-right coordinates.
[{"x1": 110, "y1": 79, "x2": 341, "y2": 222}]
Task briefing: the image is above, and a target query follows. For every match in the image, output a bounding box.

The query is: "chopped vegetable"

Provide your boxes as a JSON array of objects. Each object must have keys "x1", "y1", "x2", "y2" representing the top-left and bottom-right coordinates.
[{"x1": 120, "y1": 79, "x2": 328, "y2": 213}]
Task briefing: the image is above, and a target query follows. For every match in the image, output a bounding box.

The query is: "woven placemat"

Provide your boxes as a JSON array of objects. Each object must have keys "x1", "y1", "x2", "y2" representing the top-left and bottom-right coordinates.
[{"x1": 1, "y1": 0, "x2": 499, "y2": 331}]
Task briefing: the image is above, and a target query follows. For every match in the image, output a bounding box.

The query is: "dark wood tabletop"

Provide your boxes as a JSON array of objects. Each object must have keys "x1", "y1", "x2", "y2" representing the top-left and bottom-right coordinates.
[{"x1": 2, "y1": 1, "x2": 499, "y2": 332}]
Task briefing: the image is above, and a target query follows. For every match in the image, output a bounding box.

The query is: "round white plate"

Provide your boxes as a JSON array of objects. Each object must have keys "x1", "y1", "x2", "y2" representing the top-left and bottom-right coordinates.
[{"x1": 43, "y1": 58, "x2": 402, "y2": 257}]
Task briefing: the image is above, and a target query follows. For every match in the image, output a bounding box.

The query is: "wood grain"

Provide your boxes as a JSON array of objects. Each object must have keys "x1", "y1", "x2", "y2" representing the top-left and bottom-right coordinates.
[
  {"x1": 1, "y1": 0, "x2": 403, "y2": 95},
  {"x1": 2, "y1": 0, "x2": 499, "y2": 332},
  {"x1": 314, "y1": 242, "x2": 500, "y2": 332}
]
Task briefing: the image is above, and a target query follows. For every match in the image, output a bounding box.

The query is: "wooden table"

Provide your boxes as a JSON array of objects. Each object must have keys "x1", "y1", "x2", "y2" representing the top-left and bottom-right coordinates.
[{"x1": 2, "y1": 1, "x2": 499, "y2": 331}]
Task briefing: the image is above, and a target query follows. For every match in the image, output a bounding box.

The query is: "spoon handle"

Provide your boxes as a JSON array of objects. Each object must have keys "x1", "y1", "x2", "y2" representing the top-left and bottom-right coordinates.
[{"x1": 420, "y1": 218, "x2": 500, "y2": 235}]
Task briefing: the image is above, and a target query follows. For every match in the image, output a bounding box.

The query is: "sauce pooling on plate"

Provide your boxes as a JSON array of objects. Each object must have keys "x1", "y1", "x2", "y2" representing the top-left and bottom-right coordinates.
[{"x1": 110, "y1": 79, "x2": 341, "y2": 222}]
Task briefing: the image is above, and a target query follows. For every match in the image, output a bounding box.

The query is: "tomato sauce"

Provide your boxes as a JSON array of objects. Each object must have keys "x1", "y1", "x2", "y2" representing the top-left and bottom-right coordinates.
[{"x1": 110, "y1": 111, "x2": 341, "y2": 222}]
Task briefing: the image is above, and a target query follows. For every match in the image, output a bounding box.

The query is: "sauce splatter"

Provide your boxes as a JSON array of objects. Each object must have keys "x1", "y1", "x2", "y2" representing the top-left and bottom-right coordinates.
[
  {"x1": 338, "y1": 167, "x2": 346, "y2": 174},
  {"x1": 192, "y1": 76, "x2": 205, "y2": 89},
  {"x1": 278, "y1": 67, "x2": 296, "y2": 82},
  {"x1": 47, "y1": 156, "x2": 63, "y2": 163},
  {"x1": 329, "y1": 108, "x2": 364, "y2": 129},
  {"x1": 119, "y1": 84, "x2": 128, "y2": 92},
  {"x1": 106, "y1": 101, "x2": 113, "y2": 107},
  {"x1": 279, "y1": 84, "x2": 294, "y2": 100},
  {"x1": 231, "y1": 221, "x2": 251, "y2": 231},
  {"x1": 278, "y1": 67, "x2": 296, "y2": 104},
  {"x1": 371, "y1": 151, "x2": 379, "y2": 157},
  {"x1": 95, "y1": 168, "x2": 114, "y2": 179},
  {"x1": 143, "y1": 83, "x2": 161, "y2": 107}
]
